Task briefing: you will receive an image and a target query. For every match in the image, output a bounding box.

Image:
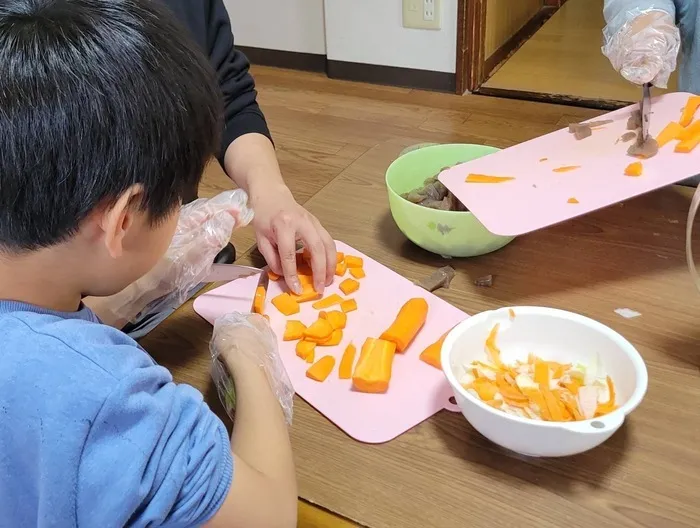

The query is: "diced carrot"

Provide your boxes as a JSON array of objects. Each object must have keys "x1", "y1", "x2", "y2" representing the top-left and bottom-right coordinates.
[
  {"x1": 291, "y1": 288, "x2": 321, "y2": 303},
  {"x1": 339, "y1": 278, "x2": 360, "y2": 295},
  {"x1": 380, "y1": 298, "x2": 429, "y2": 353},
  {"x1": 340, "y1": 298, "x2": 357, "y2": 313},
  {"x1": 349, "y1": 267, "x2": 365, "y2": 279},
  {"x1": 656, "y1": 121, "x2": 684, "y2": 147},
  {"x1": 344, "y1": 255, "x2": 364, "y2": 269},
  {"x1": 306, "y1": 356, "x2": 335, "y2": 381},
  {"x1": 304, "y1": 318, "x2": 334, "y2": 342},
  {"x1": 318, "y1": 329, "x2": 343, "y2": 347},
  {"x1": 312, "y1": 294, "x2": 343, "y2": 310},
  {"x1": 675, "y1": 134, "x2": 700, "y2": 153},
  {"x1": 679, "y1": 95, "x2": 700, "y2": 126},
  {"x1": 335, "y1": 259, "x2": 347, "y2": 277},
  {"x1": 553, "y1": 165, "x2": 581, "y2": 173},
  {"x1": 283, "y1": 320, "x2": 306, "y2": 341},
  {"x1": 465, "y1": 174, "x2": 515, "y2": 183},
  {"x1": 680, "y1": 119, "x2": 700, "y2": 140},
  {"x1": 306, "y1": 349, "x2": 315, "y2": 364},
  {"x1": 567, "y1": 197, "x2": 579, "y2": 204},
  {"x1": 352, "y1": 338, "x2": 396, "y2": 393},
  {"x1": 419, "y1": 332, "x2": 448, "y2": 370},
  {"x1": 624, "y1": 161, "x2": 643, "y2": 177},
  {"x1": 271, "y1": 293, "x2": 300, "y2": 316},
  {"x1": 253, "y1": 285, "x2": 266, "y2": 315},
  {"x1": 339, "y1": 343, "x2": 356, "y2": 379},
  {"x1": 325, "y1": 310, "x2": 347, "y2": 330},
  {"x1": 296, "y1": 340, "x2": 316, "y2": 361}
]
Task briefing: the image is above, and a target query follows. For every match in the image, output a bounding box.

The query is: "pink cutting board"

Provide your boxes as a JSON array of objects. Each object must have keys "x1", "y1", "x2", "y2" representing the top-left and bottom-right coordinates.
[
  {"x1": 439, "y1": 92, "x2": 700, "y2": 237},
  {"x1": 193, "y1": 241, "x2": 466, "y2": 443}
]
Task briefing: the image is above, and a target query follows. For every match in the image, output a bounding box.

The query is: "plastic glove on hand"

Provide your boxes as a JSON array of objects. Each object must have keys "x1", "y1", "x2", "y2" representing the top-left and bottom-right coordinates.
[{"x1": 210, "y1": 312, "x2": 294, "y2": 425}]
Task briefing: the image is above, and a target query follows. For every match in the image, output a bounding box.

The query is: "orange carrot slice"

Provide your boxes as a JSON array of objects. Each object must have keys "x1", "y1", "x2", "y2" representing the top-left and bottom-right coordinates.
[
  {"x1": 656, "y1": 121, "x2": 684, "y2": 147},
  {"x1": 553, "y1": 165, "x2": 580, "y2": 173},
  {"x1": 336, "y1": 252, "x2": 345, "y2": 264},
  {"x1": 325, "y1": 310, "x2": 347, "y2": 330},
  {"x1": 471, "y1": 378, "x2": 499, "y2": 401},
  {"x1": 465, "y1": 174, "x2": 515, "y2": 183},
  {"x1": 307, "y1": 355, "x2": 335, "y2": 381},
  {"x1": 339, "y1": 343, "x2": 356, "y2": 379},
  {"x1": 567, "y1": 197, "x2": 579, "y2": 204},
  {"x1": 339, "y1": 278, "x2": 360, "y2": 295},
  {"x1": 283, "y1": 320, "x2": 306, "y2": 341},
  {"x1": 296, "y1": 340, "x2": 316, "y2": 361},
  {"x1": 291, "y1": 288, "x2": 321, "y2": 303},
  {"x1": 380, "y1": 298, "x2": 429, "y2": 353},
  {"x1": 253, "y1": 285, "x2": 266, "y2": 315},
  {"x1": 534, "y1": 360, "x2": 549, "y2": 390},
  {"x1": 349, "y1": 267, "x2": 365, "y2": 279},
  {"x1": 419, "y1": 332, "x2": 448, "y2": 370},
  {"x1": 318, "y1": 329, "x2": 343, "y2": 347},
  {"x1": 304, "y1": 318, "x2": 334, "y2": 342},
  {"x1": 335, "y1": 259, "x2": 347, "y2": 277},
  {"x1": 624, "y1": 161, "x2": 643, "y2": 177},
  {"x1": 344, "y1": 255, "x2": 364, "y2": 268},
  {"x1": 312, "y1": 294, "x2": 343, "y2": 310},
  {"x1": 340, "y1": 298, "x2": 357, "y2": 313},
  {"x1": 679, "y1": 95, "x2": 700, "y2": 126},
  {"x1": 484, "y1": 324, "x2": 503, "y2": 367},
  {"x1": 675, "y1": 134, "x2": 700, "y2": 153},
  {"x1": 271, "y1": 293, "x2": 300, "y2": 316}
]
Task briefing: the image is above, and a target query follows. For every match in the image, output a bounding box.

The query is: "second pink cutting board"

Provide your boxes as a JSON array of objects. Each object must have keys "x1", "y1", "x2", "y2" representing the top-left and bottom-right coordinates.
[
  {"x1": 193, "y1": 241, "x2": 467, "y2": 443},
  {"x1": 439, "y1": 92, "x2": 699, "y2": 237}
]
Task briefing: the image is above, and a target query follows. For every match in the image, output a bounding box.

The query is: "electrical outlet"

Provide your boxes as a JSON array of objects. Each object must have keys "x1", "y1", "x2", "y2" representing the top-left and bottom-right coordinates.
[{"x1": 402, "y1": 0, "x2": 441, "y2": 30}]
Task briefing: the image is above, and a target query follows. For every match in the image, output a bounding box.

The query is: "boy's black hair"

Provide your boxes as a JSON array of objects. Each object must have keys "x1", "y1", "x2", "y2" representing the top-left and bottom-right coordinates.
[{"x1": 0, "y1": 0, "x2": 222, "y2": 251}]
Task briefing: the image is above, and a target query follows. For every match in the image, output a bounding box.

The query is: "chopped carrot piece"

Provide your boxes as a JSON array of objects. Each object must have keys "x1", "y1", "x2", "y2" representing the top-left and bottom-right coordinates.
[
  {"x1": 553, "y1": 165, "x2": 580, "y2": 173},
  {"x1": 283, "y1": 320, "x2": 306, "y2": 341},
  {"x1": 291, "y1": 288, "x2": 321, "y2": 303},
  {"x1": 267, "y1": 270, "x2": 281, "y2": 281},
  {"x1": 306, "y1": 355, "x2": 336, "y2": 382},
  {"x1": 380, "y1": 298, "x2": 429, "y2": 353},
  {"x1": 296, "y1": 340, "x2": 316, "y2": 361},
  {"x1": 318, "y1": 328, "x2": 343, "y2": 347},
  {"x1": 339, "y1": 278, "x2": 360, "y2": 295},
  {"x1": 297, "y1": 273, "x2": 314, "y2": 288},
  {"x1": 352, "y1": 338, "x2": 396, "y2": 393},
  {"x1": 340, "y1": 298, "x2": 357, "y2": 313},
  {"x1": 344, "y1": 255, "x2": 364, "y2": 268},
  {"x1": 349, "y1": 267, "x2": 365, "y2": 279},
  {"x1": 336, "y1": 252, "x2": 345, "y2": 263},
  {"x1": 624, "y1": 161, "x2": 643, "y2": 177},
  {"x1": 306, "y1": 349, "x2": 315, "y2": 363},
  {"x1": 534, "y1": 360, "x2": 550, "y2": 390},
  {"x1": 271, "y1": 293, "x2": 299, "y2": 316},
  {"x1": 680, "y1": 119, "x2": 700, "y2": 140},
  {"x1": 470, "y1": 378, "x2": 499, "y2": 401},
  {"x1": 304, "y1": 318, "x2": 334, "y2": 342},
  {"x1": 339, "y1": 343, "x2": 356, "y2": 379},
  {"x1": 335, "y1": 259, "x2": 347, "y2": 277},
  {"x1": 484, "y1": 324, "x2": 503, "y2": 367},
  {"x1": 567, "y1": 197, "x2": 579, "y2": 204},
  {"x1": 679, "y1": 95, "x2": 700, "y2": 126},
  {"x1": 253, "y1": 285, "x2": 266, "y2": 315},
  {"x1": 312, "y1": 293, "x2": 343, "y2": 310},
  {"x1": 465, "y1": 174, "x2": 515, "y2": 183},
  {"x1": 541, "y1": 389, "x2": 563, "y2": 421},
  {"x1": 675, "y1": 134, "x2": 700, "y2": 153},
  {"x1": 656, "y1": 121, "x2": 684, "y2": 147},
  {"x1": 419, "y1": 332, "x2": 447, "y2": 369},
  {"x1": 325, "y1": 310, "x2": 347, "y2": 330}
]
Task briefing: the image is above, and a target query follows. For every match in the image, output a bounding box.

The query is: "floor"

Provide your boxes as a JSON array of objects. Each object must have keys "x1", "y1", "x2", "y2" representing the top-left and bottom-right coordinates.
[
  {"x1": 197, "y1": 65, "x2": 603, "y2": 527},
  {"x1": 483, "y1": 0, "x2": 679, "y2": 104}
]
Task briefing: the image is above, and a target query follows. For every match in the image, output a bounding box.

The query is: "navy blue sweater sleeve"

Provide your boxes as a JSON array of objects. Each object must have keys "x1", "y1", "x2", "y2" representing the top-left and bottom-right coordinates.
[{"x1": 164, "y1": 0, "x2": 273, "y2": 166}]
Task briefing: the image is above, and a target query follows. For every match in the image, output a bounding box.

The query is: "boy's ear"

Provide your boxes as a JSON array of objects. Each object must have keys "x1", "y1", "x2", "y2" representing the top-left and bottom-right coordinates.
[{"x1": 100, "y1": 184, "x2": 145, "y2": 258}]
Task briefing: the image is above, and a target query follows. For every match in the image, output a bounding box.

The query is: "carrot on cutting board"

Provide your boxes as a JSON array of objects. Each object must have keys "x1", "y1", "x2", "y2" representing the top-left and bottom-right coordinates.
[
  {"x1": 336, "y1": 252, "x2": 345, "y2": 263},
  {"x1": 291, "y1": 288, "x2": 321, "y2": 303},
  {"x1": 339, "y1": 343, "x2": 357, "y2": 379},
  {"x1": 335, "y1": 259, "x2": 348, "y2": 277},
  {"x1": 345, "y1": 255, "x2": 364, "y2": 268},
  {"x1": 340, "y1": 298, "x2": 357, "y2": 313},
  {"x1": 465, "y1": 174, "x2": 515, "y2": 183},
  {"x1": 567, "y1": 197, "x2": 579, "y2": 204},
  {"x1": 324, "y1": 310, "x2": 347, "y2": 330},
  {"x1": 675, "y1": 133, "x2": 700, "y2": 153},
  {"x1": 339, "y1": 278, "x2": 360, "y2": 295},
  {"x1": 283, "y1": 320, "x2": 306, "y2": 341},
  {"x1": 306, "y1": 355, "x2": 336, "y2": 382},
  {"x1": 419, "y1": 332, "x2": 448, "y2": 370},
  {"x1": 304, "y1": 318, "x2": 334, "y2": 343},
  {"x1": 624, "y1": 161, "x2": 643, "y2": 177},
  {"x1": 271, "y1": 293, "x2": 300, "y2": 316},
  {"x1": 380, "y1": 297, "x2": 429, "y2": 353},
  {"x1": 656, "y1": 121, "x2": 684, "y2": 147},
  {"x1": 318, "y1": 328, "x2": 343, "y2": 347},
  {"x1": 349, "y1": 267, "x2": 365, "y2": 279},
  {"x1": 552, "y1": 165, "x2": 581, "y2": 173},
  {"x1": 680, "y1": 95, "x2": 700, "y2": 126},
  {"x1": 253, "y1": 285, "x2": 266, "y2": 315},
  {"x1": 296, "y1": 340, "x2": 316, "y2": 361},
  {"x1": 352, "y1": 338, "x2": 396, "y2": 393},
  {"x1": 312, "y1": 293, "x2": 343, "y2": 310}
]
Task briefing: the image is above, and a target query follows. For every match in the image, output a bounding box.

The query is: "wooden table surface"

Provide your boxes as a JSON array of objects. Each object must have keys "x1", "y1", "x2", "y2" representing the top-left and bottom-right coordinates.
[{"x1": 140, "y1": 68, "x2": 700, "y2": 528}]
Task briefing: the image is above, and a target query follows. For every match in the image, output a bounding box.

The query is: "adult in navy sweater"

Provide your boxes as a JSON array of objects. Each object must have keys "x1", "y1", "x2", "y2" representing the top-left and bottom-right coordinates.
[{"x1": 166, "y1": 0, "x2": 336, "y2": 295}]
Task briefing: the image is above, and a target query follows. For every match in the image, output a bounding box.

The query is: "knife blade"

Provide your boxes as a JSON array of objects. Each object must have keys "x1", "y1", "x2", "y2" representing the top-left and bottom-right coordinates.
[
  {"x1": 204, "y1": 264, "x2": 262, "y2": 283},
  {"x1": 640, "y1": 82, "x2": 652, "y2": 142}
]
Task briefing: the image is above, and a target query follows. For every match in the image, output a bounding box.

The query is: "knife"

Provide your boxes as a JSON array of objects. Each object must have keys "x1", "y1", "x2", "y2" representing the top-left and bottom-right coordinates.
[
  {"x1": 204, "y1": 263, "x2": 262, "y2": 283},
  {"x1": 640, "y1": 82, "x2": 652, "y2": 142}
]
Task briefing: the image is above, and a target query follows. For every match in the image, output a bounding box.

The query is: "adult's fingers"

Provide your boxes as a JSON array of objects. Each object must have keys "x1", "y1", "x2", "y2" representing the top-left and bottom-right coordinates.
[
  {"x1": 274, "y1": 220, "x2": 302, "y2": 294},
  {"x1": 314, "y1": 219, "x2": 336, "y2": 286},
  {"x1": 257, "y1": 235, "x2": 283, "y2": 276},
  {"x1": 298, "y1": 220, "x2": 328, "y2": 294}
]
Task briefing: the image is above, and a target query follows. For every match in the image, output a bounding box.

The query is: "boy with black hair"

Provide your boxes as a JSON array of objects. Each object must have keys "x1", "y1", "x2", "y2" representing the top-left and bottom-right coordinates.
[{"x1": 0, "y1": 0, "x2": 296, "y2": 526}]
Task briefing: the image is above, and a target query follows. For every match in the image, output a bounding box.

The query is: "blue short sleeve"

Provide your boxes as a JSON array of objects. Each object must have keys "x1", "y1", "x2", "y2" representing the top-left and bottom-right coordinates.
[{"x1": 76, "y1": 363, "x2": 233, "y2": 528}]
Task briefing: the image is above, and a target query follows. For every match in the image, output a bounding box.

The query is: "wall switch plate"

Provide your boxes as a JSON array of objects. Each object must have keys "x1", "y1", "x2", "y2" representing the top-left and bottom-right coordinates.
[{"x1": 402, "y1": 0, "x2": 441, "y2": 30}]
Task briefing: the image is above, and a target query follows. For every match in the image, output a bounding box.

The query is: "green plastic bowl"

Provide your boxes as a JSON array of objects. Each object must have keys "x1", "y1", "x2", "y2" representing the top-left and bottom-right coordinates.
[{"x1": 386, "y1": 144, "x2": 515, "y2": 258}]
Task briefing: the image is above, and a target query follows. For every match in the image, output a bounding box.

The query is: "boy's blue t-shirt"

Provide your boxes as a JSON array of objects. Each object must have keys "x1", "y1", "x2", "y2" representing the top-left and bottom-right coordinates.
[{"x1": 0, "y1": 300, "x2": 233, "y2": 527}]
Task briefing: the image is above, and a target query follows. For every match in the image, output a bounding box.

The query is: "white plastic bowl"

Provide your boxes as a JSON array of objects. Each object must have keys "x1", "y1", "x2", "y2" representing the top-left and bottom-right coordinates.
[{"x1": 441, "y1": 307, "x2": 648, "y2": 457}]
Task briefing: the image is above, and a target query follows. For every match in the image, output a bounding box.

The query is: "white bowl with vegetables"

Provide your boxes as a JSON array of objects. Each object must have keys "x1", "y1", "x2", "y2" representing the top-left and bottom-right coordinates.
[{"x1": 441, "y1": 307, "x2": 648, "y2": 457}]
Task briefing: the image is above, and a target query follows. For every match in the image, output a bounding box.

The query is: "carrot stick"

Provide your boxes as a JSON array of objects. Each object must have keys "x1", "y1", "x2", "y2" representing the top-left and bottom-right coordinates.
[
  {"x1": 339, "y1": 343, "x2": 356, "y2": 379},
  {"x1": 380, "y1": 298, "x2": 429, "y2": 353},
  {"x1": 306, "y1": 356, "x2": 336, "y2": 382},
  {"x1": 465, "y1": 174, "x2": 515, "y2": 183}
]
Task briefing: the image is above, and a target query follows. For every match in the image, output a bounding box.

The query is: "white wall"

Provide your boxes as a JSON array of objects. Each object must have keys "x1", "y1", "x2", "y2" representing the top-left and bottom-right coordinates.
[
  {"x1": 224, "y1": 0, "x2": 326, "y2": 55},
  {"x1": 324, "y1": 0, "x2": 458, "y2": 73}
]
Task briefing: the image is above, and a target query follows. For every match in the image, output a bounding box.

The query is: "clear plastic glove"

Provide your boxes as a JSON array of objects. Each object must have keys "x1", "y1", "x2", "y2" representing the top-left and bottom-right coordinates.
[
  {"x1": 210, "y1": 312, "x2": 294, "y2": 425},
  {"x1": 602, "y1": 8, "x2": 680, "y2": 88},
  {"x1": 103, "y1": 190, "x2": 253, "y2": 325}
]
